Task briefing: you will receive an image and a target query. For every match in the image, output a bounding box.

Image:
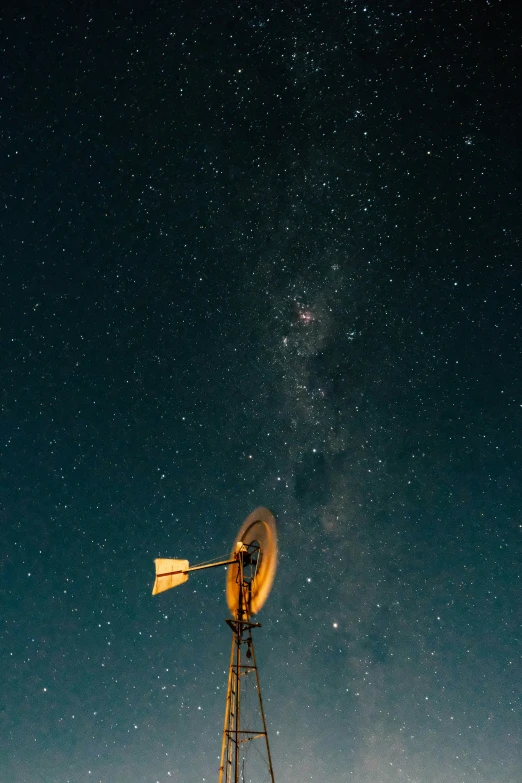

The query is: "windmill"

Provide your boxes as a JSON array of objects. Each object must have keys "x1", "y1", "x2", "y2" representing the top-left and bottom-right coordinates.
[{"x1": 152, "y1": 507, "x2": 278, "y2": 783}]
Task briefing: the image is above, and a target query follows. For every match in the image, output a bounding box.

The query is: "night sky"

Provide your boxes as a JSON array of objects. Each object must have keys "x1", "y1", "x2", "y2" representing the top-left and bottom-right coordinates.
[{"x1": 1, "y1": 1, "x2": 521, "y2": 782}]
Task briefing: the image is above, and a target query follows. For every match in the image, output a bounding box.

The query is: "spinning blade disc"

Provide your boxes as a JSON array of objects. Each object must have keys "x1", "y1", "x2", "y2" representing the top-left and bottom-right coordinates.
[{"x1": 226, "y1": 507, "x2": 278, "y2": 616}]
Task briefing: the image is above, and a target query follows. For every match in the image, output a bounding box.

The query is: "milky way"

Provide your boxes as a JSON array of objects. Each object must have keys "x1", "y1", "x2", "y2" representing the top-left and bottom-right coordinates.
[{"x1": 1, "y1": 2, "x2": 520, "y2": 782}]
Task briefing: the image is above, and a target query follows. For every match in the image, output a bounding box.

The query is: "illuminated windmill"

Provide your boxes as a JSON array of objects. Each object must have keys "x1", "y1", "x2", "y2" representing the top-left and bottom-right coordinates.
[{"x1": 152, "y1": 507, "x2": 278, "y2": 783}]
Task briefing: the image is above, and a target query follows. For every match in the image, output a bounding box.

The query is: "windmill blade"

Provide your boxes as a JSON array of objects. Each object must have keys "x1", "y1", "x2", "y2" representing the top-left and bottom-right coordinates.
[
  {"x1": 226, "y1": 507, "x2": 277, "y2": 616},
  {"x1": 152, "y1": 558, "x2": 189, "y2": 595}
]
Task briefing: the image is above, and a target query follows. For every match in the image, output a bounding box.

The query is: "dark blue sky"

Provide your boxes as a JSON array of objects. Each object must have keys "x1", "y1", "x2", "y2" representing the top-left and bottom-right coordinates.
[{"x1": 1, "y1": 1, "x2": 520, "y2": 782}]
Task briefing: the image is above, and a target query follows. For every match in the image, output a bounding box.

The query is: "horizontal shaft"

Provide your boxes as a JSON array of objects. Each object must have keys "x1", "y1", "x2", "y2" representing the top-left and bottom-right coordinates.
[
  {"x1": 188, "y1": 559, "x2": 237, "y2": 572},
  {"x1": 156, "y1": 559, "x2": 237, "y2": 579}
]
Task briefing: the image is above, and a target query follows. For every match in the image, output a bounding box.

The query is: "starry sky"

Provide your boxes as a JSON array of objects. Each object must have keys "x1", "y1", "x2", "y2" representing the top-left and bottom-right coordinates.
[{"x1": 1, "y1": 1, "x2": 520, "y2": 782}]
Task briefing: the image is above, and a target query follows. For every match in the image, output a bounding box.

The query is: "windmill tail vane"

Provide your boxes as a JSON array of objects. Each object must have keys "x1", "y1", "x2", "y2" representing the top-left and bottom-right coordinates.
[{"x1": 152, "y1": 552, "x2": 240, "y2": 596}]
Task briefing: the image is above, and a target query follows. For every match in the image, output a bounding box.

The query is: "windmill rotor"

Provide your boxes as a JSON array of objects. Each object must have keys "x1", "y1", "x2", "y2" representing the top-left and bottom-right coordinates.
[{"x1": 226, "y1": 506, "x2": 278, "y2": 617}]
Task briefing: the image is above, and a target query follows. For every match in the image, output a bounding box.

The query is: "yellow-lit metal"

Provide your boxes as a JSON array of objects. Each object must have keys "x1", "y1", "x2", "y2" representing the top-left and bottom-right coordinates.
[
  {"x1": 152, "y1": 558, "x2": 189, "y2": 595},
  {"x1": 226, "y1": 506, "x2": 278, "y2": 617},
  {"x1": 151, "y1": 507, "x2": 277, "y2": 783}
]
